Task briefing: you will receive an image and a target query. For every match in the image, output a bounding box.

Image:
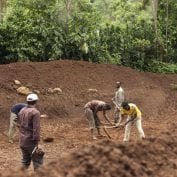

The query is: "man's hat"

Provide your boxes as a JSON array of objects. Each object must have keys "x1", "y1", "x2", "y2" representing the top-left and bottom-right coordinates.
[
  {"x1": 116, "y1": 81, "x2": 121, "y2": 84},
  {"x1": 26, "y1": 93, "x2": 39, "y2": 102}
]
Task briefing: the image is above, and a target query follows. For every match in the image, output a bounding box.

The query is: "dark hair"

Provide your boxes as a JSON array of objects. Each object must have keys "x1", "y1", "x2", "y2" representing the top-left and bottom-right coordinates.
[
  {"x1": 103, "y1": 103, "x2": 111, "y2": 110},
  {"x1": 121, "y1": 102, "x2": 129, "y2": 109},
  {"x1": 27, "y1": 100, "x2": 37, "y2": 105}
]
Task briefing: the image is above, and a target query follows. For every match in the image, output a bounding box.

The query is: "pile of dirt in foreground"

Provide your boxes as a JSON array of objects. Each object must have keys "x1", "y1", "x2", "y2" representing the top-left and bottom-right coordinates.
[
  {"x1": 2, "y1": 127, "x2": 177, "y2": 177},
  {"x1": 38, "y1": 132, "x2": 177, "y2": 177}
]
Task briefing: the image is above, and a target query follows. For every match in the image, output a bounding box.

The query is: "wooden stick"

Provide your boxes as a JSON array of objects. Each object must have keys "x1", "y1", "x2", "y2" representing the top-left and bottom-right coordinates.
[
  {"x1": 100, "y1": 122, "x2": 112, "y2": 125},
  {"x1": 104, "y1": 125, "x2": 120, "y2": 129},
  {"x1": 102, "y1": 127, "x2": 112, "y2": 139}
]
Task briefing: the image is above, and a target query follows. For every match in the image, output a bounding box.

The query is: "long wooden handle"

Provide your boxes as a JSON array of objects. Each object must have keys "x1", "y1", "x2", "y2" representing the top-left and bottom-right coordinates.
[
  {"x1": 103, "y1": 125, "x2": 120, "y2": 129},
  {"x1": 125, "y1": 117, "x2": 136, "y2": 125},
  {"x1": 102, "y1": 127, "x2": 112, "y2": 139}
]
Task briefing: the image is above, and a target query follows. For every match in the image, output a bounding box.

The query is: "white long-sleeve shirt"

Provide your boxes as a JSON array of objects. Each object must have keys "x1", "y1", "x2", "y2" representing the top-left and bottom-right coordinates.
[{"x1": 112, "y1": 87, "x2": 124, "y2": 108}]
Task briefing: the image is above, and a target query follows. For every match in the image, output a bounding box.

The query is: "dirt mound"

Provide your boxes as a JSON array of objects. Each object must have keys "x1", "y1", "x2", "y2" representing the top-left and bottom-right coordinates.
[
  {"x1": 1, "y1": 124, "x2": 177, "y2": 177},
  {"x1": 0, "y1": 60, "x2": 177, "y2": 174},
  {"x1": 38, "y1": 128, "x2": 177, "y2": 177},
  {"x1": 0, "y1": 60, "x2": 177, "y2": 124}
]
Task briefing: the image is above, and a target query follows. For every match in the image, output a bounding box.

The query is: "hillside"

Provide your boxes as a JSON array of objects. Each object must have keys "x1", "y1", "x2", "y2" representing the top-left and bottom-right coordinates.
[{"x1": 0, "y1": 60, "x2": 177, "y2": 176}]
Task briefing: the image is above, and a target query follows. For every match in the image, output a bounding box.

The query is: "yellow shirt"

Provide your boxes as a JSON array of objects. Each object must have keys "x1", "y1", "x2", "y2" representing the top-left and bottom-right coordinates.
[{"x1": 120, "y1": 103, "x2": 141, "y2": 118}]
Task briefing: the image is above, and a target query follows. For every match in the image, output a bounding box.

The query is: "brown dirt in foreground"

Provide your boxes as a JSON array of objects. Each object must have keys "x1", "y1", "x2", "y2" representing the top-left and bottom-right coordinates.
[
  {"x1": 0, "y1": 60, "x2": 177, "y2": 176},
  {"x1": 38, "y1": 128, "x2": 177, "y2": 177}
]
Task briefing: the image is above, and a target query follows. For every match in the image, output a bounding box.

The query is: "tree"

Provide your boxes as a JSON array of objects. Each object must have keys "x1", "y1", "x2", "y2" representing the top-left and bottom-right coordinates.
[
  {"x1": 0, "y1": 0, "x2": 177, "y2": 73},
  {"x1": 0, "y1": 0, "x2": 6, "y2": 21},
  {"x1": 1, "y1": 0, "x2": 64, "y2": 61}
]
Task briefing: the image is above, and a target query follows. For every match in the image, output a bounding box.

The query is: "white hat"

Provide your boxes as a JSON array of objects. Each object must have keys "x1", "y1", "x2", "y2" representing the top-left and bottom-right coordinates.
[
  {"x1": 26, "y1": 93, "x2": 39, "y2": 102},
  {"x1": 116, "y1": 81, "x2": 121, "y2": 84}
]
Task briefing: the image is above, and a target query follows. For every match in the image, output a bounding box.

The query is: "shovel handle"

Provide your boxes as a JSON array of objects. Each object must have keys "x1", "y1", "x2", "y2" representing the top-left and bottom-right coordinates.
[{"x1": 102, "y1": 127, "x2": 112, "y2": 139}]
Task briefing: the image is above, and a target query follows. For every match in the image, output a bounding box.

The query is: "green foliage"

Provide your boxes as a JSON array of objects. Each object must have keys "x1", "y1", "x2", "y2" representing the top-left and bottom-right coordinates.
[
  {"x1": 61, "y1": 0, "x2": 101, "y2": 61},
  {"x1": 0, "y1": 0, "x2": 177, "y2": 74},
  {"x1": 158, "y1": 0, "x2": 177, "y2": 63},
  {"x1": 147, "y1": 61, "x2": 177, "y2": 74},
  {"x1": 1, "y1": 0, "x2": 63, "y2": 61}
]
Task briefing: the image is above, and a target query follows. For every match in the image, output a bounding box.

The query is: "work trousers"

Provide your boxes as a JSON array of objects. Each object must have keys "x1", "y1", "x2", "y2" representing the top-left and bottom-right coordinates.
[
  {"x1": 114, "y1": 107, "x2": 121, "y2": 123},
  {"x1": 85, "y1": 108, "x2": 100, "y2": 129},
  {"x1": 8, "y1": 112, "x2": 17, "y2": 141},
  {"x1": 123, "y1": 116, "x2": 145, "y2": 142},
  {"x1": 21, "y1": 146, "x2": 43, "y2": 171}
]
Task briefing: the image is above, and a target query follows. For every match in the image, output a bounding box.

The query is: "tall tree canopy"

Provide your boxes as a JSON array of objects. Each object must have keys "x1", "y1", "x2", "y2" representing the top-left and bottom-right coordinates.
[{"x1": 0, "y1": 0, "x2": 177, "y2": 73}]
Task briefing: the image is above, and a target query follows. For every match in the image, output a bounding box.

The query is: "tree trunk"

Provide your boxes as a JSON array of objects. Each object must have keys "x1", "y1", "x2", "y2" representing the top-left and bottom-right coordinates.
[
  {"x1": 165, "y1": 0, "x2": 169, "y2": 61},
  {"x1": 63, "y1": 0, "x2": 72, "y2": 24},
  {"x1": 151, "y1": 0, "x2": 159, "y2": 59},
  {"x1": 0, "y1": 0, "x2": 6, "y2": 21}
]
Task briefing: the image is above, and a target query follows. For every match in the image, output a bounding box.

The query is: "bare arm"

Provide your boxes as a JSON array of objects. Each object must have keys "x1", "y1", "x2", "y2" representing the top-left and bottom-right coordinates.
[
  {"x1": 124, "y1": 115, "x2": 137, "y2": 125},
  {"x1": 115, "y1": 113, "x2": 131, "y2": 127},
  {"x1": 103, "y1": 110, "x2": 113, "y2": 125}
]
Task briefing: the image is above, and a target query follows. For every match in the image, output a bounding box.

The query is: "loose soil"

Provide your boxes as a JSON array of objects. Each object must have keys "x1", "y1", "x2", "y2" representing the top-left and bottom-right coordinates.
[{"x1": 0, "y1": 60, "x2": 177, "y2": 176}]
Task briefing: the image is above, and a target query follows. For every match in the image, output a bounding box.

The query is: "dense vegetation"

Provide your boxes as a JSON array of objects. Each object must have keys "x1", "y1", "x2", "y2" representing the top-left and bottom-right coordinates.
[{"x1": 0, "y1": 0, "x2": 177, "y2": 73}]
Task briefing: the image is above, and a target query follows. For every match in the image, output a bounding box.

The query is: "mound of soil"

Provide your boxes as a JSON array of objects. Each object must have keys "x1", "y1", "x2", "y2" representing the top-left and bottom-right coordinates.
[
  {"x1": 38, "y1": 128, "x2": 177, "y2": 177},
  {"x1": 0, "y1": 60, "x2": 177, "y2": 123},
  {"x1": 1, "y1": 124, "x2": 177, "y2": 177},
  {"x1": 0, "y1": 60, "x2": 177, "y2": 175}
]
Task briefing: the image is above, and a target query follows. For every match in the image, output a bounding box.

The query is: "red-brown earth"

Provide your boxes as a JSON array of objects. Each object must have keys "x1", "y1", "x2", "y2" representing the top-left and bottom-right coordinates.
[{"x1": 0, "y1": 60, "x2": 177, "y2": 176}]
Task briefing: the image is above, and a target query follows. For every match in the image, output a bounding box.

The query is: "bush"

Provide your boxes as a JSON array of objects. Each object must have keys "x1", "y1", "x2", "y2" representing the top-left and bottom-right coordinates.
[{"x1": 147, "y1": 61, "x2": 177, "y2": 74}]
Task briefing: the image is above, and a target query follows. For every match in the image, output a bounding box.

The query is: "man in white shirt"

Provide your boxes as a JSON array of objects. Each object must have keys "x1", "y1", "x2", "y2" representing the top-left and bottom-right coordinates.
[{"x1": 112, "y1": 81, "x2": 124, "y2": 123}]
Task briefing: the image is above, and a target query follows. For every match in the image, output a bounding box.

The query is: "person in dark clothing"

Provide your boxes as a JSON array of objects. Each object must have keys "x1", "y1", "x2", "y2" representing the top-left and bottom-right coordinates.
[
  {"x1": 18, "y1": 93, "x2": 44, "y2": 171},
  {"x1": 8, "y1": 103, "x2": 27, "y2": 143}
]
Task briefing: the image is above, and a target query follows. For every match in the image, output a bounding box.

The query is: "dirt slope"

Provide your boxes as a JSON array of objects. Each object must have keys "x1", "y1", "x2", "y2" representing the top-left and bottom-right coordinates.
[
  {"x1": 0, "y1": 60, "x2": 177, "y2": 119},
  {"x1": 0, "y1": 60, "x2": 177, "y2": 176}
]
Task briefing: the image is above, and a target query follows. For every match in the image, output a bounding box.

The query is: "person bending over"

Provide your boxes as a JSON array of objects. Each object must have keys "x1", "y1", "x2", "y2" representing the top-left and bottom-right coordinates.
[
  {"x1": 116, "y1": 101, "x2": 145, "y2": 142},
  {"x1": 84, "y1": 100, "x2": 112, "y2": 140}
]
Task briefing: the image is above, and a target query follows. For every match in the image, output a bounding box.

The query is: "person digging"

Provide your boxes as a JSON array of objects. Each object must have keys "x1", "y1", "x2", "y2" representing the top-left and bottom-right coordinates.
[
  {"x1": 84, "y1": 100, "x2": 113, "y2": 140},
  {"x1": 116, "y1": 101, "x2": 145, "y2": 142}
]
